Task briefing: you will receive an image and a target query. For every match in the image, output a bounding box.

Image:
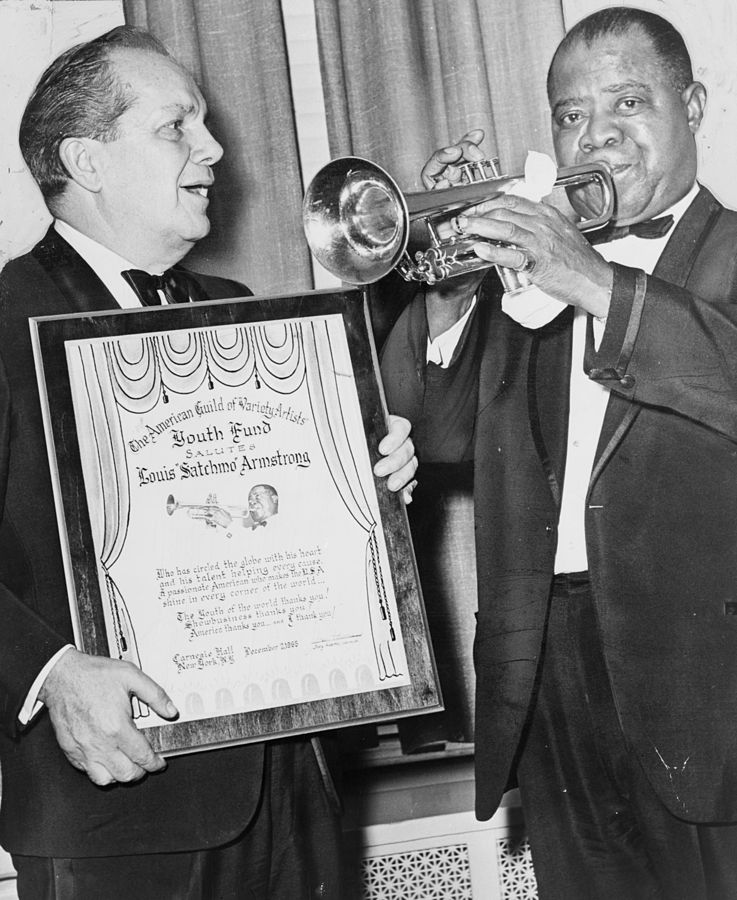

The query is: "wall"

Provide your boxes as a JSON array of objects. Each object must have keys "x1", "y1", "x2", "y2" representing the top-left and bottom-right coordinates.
[{"x1": 561, "y1": 0, "x2": 737, "y2": 209}]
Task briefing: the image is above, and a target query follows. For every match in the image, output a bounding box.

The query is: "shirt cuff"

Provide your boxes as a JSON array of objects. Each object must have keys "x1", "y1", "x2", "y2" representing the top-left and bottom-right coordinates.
[
  {"x1": 426, "y1": 295, "x2": 478, "y2": 367},
  {"x1": 18, "y1": 644, "x2": 75, "y2": 726}
]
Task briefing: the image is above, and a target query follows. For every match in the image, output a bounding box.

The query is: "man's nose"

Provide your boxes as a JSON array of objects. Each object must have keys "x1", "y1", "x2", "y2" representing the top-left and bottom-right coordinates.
[
  {"x1": 579, "y1": 111, "x2": 622, "y2": 152},
  {"x1": 191, "y1": 124, "x2": 224, "y2": 166}
]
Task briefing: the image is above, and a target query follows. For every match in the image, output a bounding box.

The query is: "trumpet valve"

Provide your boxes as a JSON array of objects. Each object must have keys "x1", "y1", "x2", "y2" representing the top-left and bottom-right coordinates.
[{"x1": 459, "y1": 157, "x2": 502, "y2": 183}]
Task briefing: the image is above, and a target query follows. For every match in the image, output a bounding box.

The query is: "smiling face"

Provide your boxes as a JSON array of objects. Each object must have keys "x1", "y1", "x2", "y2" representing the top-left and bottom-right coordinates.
[
  {"x1": 549, "y1": 27, "x2": 705, "y2": 225},
  {"x1": 91, "y1": 47, "x2": 223, "y2": 269},
  {"x1": 248, "y1": 485, "x2": 278, "y2": 524}
]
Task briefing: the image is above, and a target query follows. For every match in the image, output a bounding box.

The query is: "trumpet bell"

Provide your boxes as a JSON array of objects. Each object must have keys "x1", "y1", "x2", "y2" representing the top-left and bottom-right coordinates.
[{"x1": 303, "y1": 157, "x2": 409, "y2": 285}]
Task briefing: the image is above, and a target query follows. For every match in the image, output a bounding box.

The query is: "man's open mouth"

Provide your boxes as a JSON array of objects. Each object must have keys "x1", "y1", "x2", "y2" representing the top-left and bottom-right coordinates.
[{"x1": 181, "y1": 184, "x2": 211, "y2": 198}]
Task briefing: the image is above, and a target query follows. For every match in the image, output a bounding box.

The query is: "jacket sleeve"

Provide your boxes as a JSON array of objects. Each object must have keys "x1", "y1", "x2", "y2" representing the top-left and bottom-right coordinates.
[{"x1": 0, "y1": 357, "x2": 68, "y2": 736}]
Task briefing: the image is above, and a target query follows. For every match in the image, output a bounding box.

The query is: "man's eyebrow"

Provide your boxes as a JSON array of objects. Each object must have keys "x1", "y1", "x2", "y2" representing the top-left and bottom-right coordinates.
[
  {"x1": 158, "y1": 101, "x2": 198, "y2": 118},
  {"x1": 552, "y1": 81, "x2": 653, "y2": 116},
  {"x1": 603, "y1": 81, "x2": 652, "y2": 94},
  {"x1": 552, "y1": 96, "x2": 585, "y2": 116}
]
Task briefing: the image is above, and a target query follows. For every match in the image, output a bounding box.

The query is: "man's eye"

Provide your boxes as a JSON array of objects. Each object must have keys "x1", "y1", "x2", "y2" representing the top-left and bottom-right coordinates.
[
  {"x1": 617, "y1": 98, "x2": 642, "y2": 113},
  {"x1": 558, "y1": 111, "x2": 583, "y2": 127},
  {"x1": 163, "y1": 120, "x2": 184, "y2": 134}
]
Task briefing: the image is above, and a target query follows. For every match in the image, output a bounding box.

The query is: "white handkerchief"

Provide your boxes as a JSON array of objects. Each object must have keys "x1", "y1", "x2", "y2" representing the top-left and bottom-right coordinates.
[
  {"x1": 501, "y1": 286, "x2": 568, "y2": 328},
  {"x1": 500, "y1": 151, "x2": 567, "y2": 329},
  {"x1": 505, "y1": 150, "x2": 557, "y2": 201}
]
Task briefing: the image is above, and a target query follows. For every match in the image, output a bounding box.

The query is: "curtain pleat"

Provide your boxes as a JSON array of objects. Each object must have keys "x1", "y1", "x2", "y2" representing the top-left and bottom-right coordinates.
[
  {"x1": 124, "y1": 0, "x2": 311, "y2": 294},
  {"x1": 314, "y1": 0, "x2": 565, "y2": 189}
]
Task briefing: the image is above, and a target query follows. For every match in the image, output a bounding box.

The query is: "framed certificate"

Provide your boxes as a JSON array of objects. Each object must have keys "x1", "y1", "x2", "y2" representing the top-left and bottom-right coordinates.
[{"x1": 30, "y1": 288, "x2": 441, "y2": 755}]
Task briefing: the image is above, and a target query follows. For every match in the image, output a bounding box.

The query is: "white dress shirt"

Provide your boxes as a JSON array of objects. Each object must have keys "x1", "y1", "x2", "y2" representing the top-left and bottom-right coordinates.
[
  {"x1": 427, "y1": 295, "x2": 478, "y2": 365},
  {"x1": 54, "y1": 219, "x2": 170, "y2": 306},
  {"x1": 554, "y1": 184, "x2": 699, "y2": 572}
]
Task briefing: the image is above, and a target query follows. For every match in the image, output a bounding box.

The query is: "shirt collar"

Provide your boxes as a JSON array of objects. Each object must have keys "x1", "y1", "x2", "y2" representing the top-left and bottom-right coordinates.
[
  {"x1": 596, "y1": 183, "x2": 699, "y2": 270},
  {"x1": 54, "y1": 220, "x2": 149, "y2": 309},
  {"x1": 661, "y1": 182, "x2": 700, "y2": 229}
]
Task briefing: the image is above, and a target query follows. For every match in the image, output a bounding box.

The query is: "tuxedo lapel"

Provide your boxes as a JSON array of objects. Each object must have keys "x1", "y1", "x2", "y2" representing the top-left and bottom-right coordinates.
[
  {"x1": 652, "y1": 186, "x2": 721, "y2": 286},
  {"x1": 31, "y1": 227, "x2": 120, "y2": 314},
  {"x1": 526, "y1": 188, "x2": 722, "y2": 506},
  {"x1": 591, "y1": 186, "x2": 722, "y2": 478}
]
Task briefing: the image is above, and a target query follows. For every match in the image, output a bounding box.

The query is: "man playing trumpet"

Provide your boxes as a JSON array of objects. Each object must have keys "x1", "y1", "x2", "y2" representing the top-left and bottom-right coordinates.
[
  {"x1": 382, "y1": 7, "x2": 737, "y2": 897},
  {"x1": 169, "y1": 485, "x2": 280, "y2": 531}
]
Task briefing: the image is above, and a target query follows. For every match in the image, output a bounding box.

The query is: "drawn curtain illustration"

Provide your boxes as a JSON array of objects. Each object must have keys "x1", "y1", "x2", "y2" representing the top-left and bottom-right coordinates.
[
  {"x1": 303, "y1": 319, "x2": 400, "y2": 679},
  {"x1": 66, "y1": 315, "x2": 405, "y2": 728}
]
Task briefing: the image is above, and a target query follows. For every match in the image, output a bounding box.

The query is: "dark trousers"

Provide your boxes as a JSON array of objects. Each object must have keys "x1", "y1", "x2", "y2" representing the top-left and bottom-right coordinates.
[
  {"x1": 515, "y1": 572, "x2": 737, "y2": 900},
  {"x1": 13, "y1": 739, "x2": 343, "y2": 900}
]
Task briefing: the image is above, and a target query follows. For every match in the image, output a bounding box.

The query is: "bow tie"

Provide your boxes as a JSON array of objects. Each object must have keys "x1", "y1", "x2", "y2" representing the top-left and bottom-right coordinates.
[
  {"x1": 588, "y1": 214, "x2": 674, "y2": 245},
  {"x1": 121, "y1": 267, "x2": 195, "y2": 306}
]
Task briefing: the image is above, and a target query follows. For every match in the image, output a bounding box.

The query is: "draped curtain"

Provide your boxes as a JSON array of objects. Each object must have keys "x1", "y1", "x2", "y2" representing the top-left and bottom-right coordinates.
[
  {"x1": 314, "y1": 0, "x2": 565, "y2": 190},
  {"x1": 123, "y1": 0, "x2": 312, "y2": 295}
]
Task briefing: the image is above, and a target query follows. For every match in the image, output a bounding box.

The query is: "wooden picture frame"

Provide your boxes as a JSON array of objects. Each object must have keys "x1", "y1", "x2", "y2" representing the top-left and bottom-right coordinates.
[{"x1": 30, "y1": 288, "x2": 441, "y2": 755}]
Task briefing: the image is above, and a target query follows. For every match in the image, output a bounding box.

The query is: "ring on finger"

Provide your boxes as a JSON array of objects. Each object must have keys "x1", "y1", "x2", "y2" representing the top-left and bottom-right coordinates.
[
  {"x1": 519, "y1": 249, "x2": 536, "y2": 274},
  {"x1": 451, "y1": 216, "x2": 467, "y2": 236}
]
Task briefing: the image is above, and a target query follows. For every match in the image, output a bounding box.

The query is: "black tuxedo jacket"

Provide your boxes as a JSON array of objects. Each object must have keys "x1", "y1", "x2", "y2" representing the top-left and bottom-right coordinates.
[
  {"x1": 382, "y1": 186, "x2": 737, "y2": 824},
  {"x1": 0, "y1": 228, "x2": 271, "y2": 856}
]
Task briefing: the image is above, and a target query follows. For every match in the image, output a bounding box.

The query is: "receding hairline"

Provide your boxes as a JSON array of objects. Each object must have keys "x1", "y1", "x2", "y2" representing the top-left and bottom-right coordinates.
[
  {"x1": 103, "y1": 43, "x2": 190, "y2": 87},
  {"x1": 99, "y1": 45, "x2": 206, "y2": 123}
]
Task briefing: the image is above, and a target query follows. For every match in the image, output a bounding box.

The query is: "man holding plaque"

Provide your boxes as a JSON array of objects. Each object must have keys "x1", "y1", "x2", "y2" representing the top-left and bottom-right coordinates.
[
  {"x1": 0, "y1": 25, "x2": 416, "y2": 900},
  {"x1": 382, "y1": 7, "x2": 737, "y2": 898}
]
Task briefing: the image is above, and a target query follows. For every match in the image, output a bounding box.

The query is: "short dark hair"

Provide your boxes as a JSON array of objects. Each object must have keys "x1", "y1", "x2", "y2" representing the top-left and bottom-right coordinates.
[
  {"x1": 547, "y1": 7, "x2": 694, "y2": 100},
  {"x1": 19, "y1": 26, "x2": 171, "y2": 208},
  {"x1": 251, "y1": 484, "x2": 278, "y2": 499}
]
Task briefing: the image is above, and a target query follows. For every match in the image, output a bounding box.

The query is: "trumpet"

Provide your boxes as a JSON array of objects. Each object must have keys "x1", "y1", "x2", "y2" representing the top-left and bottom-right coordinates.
[
  {"x1": 302, "y1": 155, "x2": 614, "y2": 287},
  {"x1": 166, "y1": 494, "x2": 248, "y2": 526}
]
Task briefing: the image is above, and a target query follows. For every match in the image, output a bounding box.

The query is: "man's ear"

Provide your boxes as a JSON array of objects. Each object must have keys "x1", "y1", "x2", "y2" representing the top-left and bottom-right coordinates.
[
  {"x1": 682, "y1": 82, "x2": 707, "y2": 134},
  {"x1": 58, "y1": 137, "x2": 103, "y2": 192}
]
